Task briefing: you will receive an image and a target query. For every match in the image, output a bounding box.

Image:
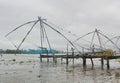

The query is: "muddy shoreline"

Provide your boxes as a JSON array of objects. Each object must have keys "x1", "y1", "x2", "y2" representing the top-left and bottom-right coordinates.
[{"x1": 0, "y1": 54, "x2": 120, "y2": 83}]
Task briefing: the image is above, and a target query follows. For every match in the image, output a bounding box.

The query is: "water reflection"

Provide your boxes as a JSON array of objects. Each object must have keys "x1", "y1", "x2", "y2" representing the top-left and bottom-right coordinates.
[{"x1": 11, "y1": 58, "x2": 120, "y2": 83}]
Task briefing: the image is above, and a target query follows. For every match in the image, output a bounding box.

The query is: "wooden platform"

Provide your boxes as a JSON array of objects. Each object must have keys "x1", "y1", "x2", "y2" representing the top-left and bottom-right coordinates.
[
  {"x1": 40, "y1": 54, "x2": 120, "y2": 69},
  {"x1": 41, "y1": 54, "x2": 120, "y2": 59}
]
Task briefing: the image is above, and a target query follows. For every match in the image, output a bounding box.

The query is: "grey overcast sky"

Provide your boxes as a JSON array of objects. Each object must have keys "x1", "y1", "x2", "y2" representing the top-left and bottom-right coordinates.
[{"x1": 0, "y1": 0, "x2": 120, "y2": 50}]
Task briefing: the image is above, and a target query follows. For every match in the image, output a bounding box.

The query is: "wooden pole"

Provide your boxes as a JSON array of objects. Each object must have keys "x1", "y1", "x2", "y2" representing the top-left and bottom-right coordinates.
[
  {"x1": 40, "y1": 54, "x2": 42, "y2": 62},
  {"x1": 38, "y1": 17, "x2": 43, "y2": 62},
  {"x1": 90, "y1": 57, "x2": 94, "y2": 67},
  {"x1": 47, "y1": 50, "x2": 49, "y2": 62},
  {"x1": 66, "y1": 55, "x2": 68, "y2": 65},
  {"x1": 53, "y1": 53, "x2": 55, "y2": 62},
  {"x1": 83, "y1": 57, "x2": 86, "y2": 67},
  {"x1": 61, "y1": 57, "x2": 63, "y2": 64},
  {"x1": 55, "y1": 57, "x2": 57, "y2": 63},
  {"x1": 107, "y1": 57, "x2": 110, "y2": 69},
  {"x1": 101, "y1": 58, "x2": 104, "y2": 70},
  {"x1": 66, "y1": 44, "x2": 69, "y2": 65},
  {"x1": 71, "y1": 47, "x2": 74, "y2": 64},
  {"x1": 91, "y1": 45, "x2": 94, "y2": 68}
]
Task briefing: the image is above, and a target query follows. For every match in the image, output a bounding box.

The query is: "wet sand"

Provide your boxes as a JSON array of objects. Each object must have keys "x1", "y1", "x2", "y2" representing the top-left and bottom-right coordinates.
[{"x1": 0, "y1": 54, "x2": 120, "y2": 83}]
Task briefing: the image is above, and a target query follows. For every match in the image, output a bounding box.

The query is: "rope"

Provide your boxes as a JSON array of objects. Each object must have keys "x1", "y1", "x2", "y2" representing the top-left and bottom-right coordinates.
[{"x1": 43, "y1": 21, "x2": 81, "y2": 54}]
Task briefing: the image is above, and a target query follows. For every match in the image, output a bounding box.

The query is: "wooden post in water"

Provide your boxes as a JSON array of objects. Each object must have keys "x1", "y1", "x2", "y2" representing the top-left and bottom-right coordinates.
[
  {"x1": 82, "y1": 47, "x2": 86, "y2": 68},
  {"x1": 66, "y1": 44, "x2": 69, "y2": 65},
  {"x1": 55, "y1": 57, "x2": 57, "y2": 63},
  {"x1": 90, "y1": 57, "x2": 94, "y2": 68},
  {"x1": 61, "y1": 57, "x2": 63, "y2": 64},
  {"x1": 53, "y1": 53, "x2": 55, "y2": 62},
  {"x1": 83, "y1": 57, "x2": 86, "y2": 67},
  {"x1": 71, "y1": 47, "x2": 74, "y2": 64},
  {"x1": 40, "y1": 54, "x2": 42, "y2": 62},
  {"x1": 91, "y1": 45, "x2": 94, "y2": 68},
  {"x1": 47, "y1": 50, "x2": 49, "y2": 62},
  {"x1": 53, "y1": 53, "x2": 57, "y2": 63},
  {"x1": 66, "y1": 54, "x2": 69, "y2": 65},
  {"x1": 106, "y1": 57, "x2": 110, "y2": 69},
  {"x1": 101, "y1": 57, "x2": 104, "y2": 70}
]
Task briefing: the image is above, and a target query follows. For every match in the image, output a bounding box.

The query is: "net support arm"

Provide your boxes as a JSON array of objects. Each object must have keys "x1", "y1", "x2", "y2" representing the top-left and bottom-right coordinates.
[
  {"x1": 43, "y1": 21, "x2": 81, "y2": 54},
  {"x1": 17, "y1": 20, "x2": 39, "y2": 50},
  {"x1": 5, "y1": 20, "x2": 38, "y2": 37}
]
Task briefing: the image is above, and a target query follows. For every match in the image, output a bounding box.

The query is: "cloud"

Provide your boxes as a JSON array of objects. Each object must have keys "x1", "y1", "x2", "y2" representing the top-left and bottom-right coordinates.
[{"x1": 0, "y1": 0, "x2": 120, "y2": 50}]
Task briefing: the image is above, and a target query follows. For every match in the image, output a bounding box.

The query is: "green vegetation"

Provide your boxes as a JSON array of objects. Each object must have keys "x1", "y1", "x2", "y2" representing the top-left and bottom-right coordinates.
[{"x1": 0, "y1": 49, "x2": 22, "y2": 54}]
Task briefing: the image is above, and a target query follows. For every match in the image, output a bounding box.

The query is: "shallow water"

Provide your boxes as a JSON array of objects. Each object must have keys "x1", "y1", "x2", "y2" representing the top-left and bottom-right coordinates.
[{"x1": 0, "y1": 54, "x2": 120, "y2": 83}]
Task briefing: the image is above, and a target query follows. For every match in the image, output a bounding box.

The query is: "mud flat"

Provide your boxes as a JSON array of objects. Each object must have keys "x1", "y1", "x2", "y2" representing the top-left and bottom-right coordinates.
[{"x1": 0, "y1": 54, "x2": 120, "y2": 83}]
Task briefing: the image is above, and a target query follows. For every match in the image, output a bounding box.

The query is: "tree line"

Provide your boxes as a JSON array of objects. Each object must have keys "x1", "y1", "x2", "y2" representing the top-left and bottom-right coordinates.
[{"x1": 0, "y1": 49, "x2": 22, "y2": 54}]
